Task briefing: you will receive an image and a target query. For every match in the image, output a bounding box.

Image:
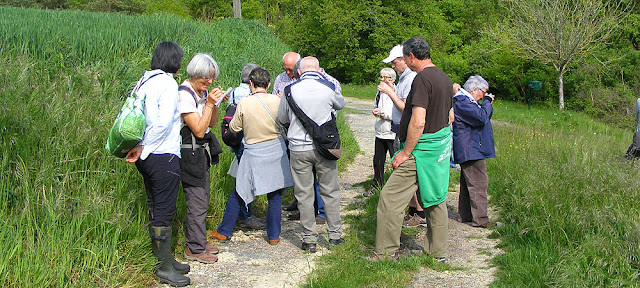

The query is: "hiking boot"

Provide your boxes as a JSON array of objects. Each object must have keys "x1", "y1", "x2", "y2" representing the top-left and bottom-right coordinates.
[
  {"x1": 184, "y1": 247, "x2": 218, "y2": 264},
  {"x1": 363, "y1": 188, "x2": 375, "y2": 197},
  {"x1": 404, "y1": 214, "x2": 427, "y2": 227},
  {"x1": 208, "y1": 230, "x2": 229, "y2": 242},
  {"x1": 315, "y1": 216, "x2": 326, "y2": 225},
  {"x1": 150, "y1": 226, "x2": 190, "y2": 287},
  {"x1": 237, "y1": 216, "x2": 265, "y2": 230},
  {"x1": 473, "y1": 221, "x2": 497, "y2": 228}
]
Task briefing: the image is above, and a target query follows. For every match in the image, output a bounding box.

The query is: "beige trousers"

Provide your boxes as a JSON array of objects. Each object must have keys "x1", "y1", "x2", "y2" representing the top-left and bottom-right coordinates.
[{"x1": 375, "y1": 155, "x2": 448, "y2": 258}]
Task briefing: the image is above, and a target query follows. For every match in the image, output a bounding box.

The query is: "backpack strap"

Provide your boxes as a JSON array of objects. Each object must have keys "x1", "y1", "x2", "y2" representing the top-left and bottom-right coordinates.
[{"x1": 178, "y1": 85, "x2": 208, "y2": 152}]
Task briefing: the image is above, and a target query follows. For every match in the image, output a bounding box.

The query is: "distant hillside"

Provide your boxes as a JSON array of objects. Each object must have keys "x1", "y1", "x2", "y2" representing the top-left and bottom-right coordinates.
[{"x1": 0, "y1": 7, "x2": 289, "y2": 287}]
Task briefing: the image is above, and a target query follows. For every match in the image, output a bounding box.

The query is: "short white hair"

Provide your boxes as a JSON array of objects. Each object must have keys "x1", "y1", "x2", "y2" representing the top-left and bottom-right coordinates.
[
  {"x1": 186, "y1": 53, "x2": 219, "y2": 80},
  {"x1": 380, "y1": 67, "x2": 396, "y2": 81},
  {"x1": 463, "y1": 75, "x2": 489, "y2": 92},
  {"x1": 299, "y1": 56, "x2": 320, "y2": 73}
]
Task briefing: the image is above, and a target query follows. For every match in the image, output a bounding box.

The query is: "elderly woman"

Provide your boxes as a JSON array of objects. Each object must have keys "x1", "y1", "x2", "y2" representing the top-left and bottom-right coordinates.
[
  {"x1": 177, "y1": 53, "x2": 227, "y2": 264},
  {"x1": 452, "y1": 75, "x2": 496, "y2": 228},
  {"x1": 365, "y1": 67, "x2": 397, "y2": 197},
  {"x1": 210, "y1": 67, "x2": 292, "y2": 245},
  {"x1": 126, "y1": 42, "x2": 190, "y2": 287}
]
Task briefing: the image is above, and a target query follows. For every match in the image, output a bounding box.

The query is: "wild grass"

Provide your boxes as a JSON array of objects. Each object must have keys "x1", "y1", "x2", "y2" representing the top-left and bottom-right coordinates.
[
  {"x1": 342, "y1": 83, "x2": 378, "y2": 100},
  {"x1": 488, "y1": 100, "x2": 640, "y2": 287},
  {"x1": 0, "y1": 6, "x2": 291, "y2": 287}
]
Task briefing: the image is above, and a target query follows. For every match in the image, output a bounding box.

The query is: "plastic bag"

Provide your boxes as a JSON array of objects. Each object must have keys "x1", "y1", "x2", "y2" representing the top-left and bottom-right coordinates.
[{"x1": 105, "y1": 90, "x2": 146, "y2": 158}]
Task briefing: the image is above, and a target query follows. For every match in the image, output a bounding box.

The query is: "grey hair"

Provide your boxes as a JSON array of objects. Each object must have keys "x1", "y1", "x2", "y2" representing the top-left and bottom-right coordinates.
[
  {"x1": 380, "y1": 67, "x2": 397, "y2": 81},
  {"x1": 463, "y1": 75, "x2": 489, "y2": 92},
  {"x1": 299, "y1": 56, "x2": 320, "y2": 73},
  {"x1": 186, "y1": 53, "x2": 220, "y2": 80},
  {"x1": 241, "y1": 63, "x2": 258, "y2": 83}
]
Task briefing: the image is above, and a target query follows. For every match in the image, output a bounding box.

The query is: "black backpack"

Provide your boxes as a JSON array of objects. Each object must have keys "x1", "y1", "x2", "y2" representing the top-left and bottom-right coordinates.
[
  {"x1": 284, "y1": 83, "x2": 342, "y2": 160},
  {"x1": 221, "y1": 93, "x2": 244, "y2": 149}
]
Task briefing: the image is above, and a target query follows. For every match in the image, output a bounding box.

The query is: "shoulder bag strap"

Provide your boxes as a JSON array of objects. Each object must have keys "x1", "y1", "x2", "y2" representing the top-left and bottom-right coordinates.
[{"x1": 255, "y1": 94, "x2": 286, "y2": 136}]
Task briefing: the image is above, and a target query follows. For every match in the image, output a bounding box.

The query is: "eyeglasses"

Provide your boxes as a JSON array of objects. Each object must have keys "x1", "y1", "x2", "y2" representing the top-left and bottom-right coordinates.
[
  {"x1": 283, "y1": 67, "x2": 294, "y2": 72},
  {"x1": 380, "y1": 75, "x2": 392, "y2": 79}
]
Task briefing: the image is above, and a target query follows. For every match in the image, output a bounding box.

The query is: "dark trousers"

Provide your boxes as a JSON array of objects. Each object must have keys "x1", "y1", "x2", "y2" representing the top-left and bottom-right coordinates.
[
  {"x1": 136, "y1": 153, "x2": 181, "y2": 227},
  {"x1": 217, "y1": 188, "x2": 283, "y2": 240},
  {"x1": 373, "y1": 137, "x2": 396, "y2": 189},
  {"x1": 459, "y1": 159, "x2": 489, "y2": 226},
  {"x1": 183, "y1": 176, "x2": 210, "y2": 253}
]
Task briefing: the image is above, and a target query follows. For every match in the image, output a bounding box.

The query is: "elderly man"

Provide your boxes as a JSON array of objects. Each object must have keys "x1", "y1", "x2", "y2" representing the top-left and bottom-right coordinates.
[
  {"x1": 374, "y1": 37, "x2": 452, "y2": 261},
  {"x1": 273, "y1": 52, "x2": 301, "y2": 96},
  {"x1": 278, "y1": 56, "x2": 346, "y2": 253},
  {"x1": 452, "y1": 75, "x2": 496, "y2": 228}
]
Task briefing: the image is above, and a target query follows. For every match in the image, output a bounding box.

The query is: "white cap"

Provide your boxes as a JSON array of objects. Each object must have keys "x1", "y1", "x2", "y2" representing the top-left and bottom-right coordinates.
[{"x1": 382, "y1": 45, "x2": 404, "y2": 63}]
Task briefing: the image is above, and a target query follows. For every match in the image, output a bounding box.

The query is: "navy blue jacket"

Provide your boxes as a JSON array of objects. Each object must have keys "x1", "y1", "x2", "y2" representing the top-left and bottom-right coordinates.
[{"x1": 452, "y1": 90, "x2": 495, "y2": 164}]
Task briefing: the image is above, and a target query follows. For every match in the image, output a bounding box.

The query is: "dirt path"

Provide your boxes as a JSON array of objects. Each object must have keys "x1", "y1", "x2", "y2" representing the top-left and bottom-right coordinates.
[{"x1": 167, "y1": 97, "x2": 500, "y2": 287}]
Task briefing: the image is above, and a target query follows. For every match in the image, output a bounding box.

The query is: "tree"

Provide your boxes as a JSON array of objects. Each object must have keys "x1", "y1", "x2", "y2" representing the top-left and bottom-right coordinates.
[
  {"x1": 233, "y1": 0, "x2": 241, "y2": 18},
  {"x1": 491, "y1": 0, "x2": 632, "y2": 110}
]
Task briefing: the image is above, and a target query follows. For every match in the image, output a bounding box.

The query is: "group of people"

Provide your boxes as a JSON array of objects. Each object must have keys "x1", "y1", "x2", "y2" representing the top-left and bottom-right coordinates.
[
  {"x1": 369, "y1": 37, "x2": 497, "y2": 261},
  {"x1": 125, "y1": 42, "x2": 345, "y2": 286},
  {"x1": 124, "y1": 36, "x2": 498, "y2": 285}
]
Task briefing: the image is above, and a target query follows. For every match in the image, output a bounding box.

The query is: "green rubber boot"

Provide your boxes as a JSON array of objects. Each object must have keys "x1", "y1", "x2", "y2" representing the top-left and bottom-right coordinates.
[
  {"x1": 150, "y1": 226, "x2": 190, "y2": 287},
  {"x1": 148, "y1": 226, "x2": 190, "y2": 275}
]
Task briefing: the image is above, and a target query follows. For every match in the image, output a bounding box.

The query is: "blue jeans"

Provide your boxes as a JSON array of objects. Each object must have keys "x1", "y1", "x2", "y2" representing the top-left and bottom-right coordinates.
[
  {"x1": 636, "y1": 98, "x2": 640, "y2": 132},
  {"x1": 217, "y1": 188, "x2": 283, "y2": 241},
  {"x1": 233, "y1": 145, "x2": 252, "y2": 220},
  {"x1": 313, "y1": 169, "x2": 325, "y2": 218}
]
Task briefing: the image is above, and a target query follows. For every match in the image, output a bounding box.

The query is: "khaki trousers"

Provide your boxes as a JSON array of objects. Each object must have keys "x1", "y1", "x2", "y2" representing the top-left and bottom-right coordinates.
[{"x1": 375, "y1": 155, "x2": 448, "y2": 258}]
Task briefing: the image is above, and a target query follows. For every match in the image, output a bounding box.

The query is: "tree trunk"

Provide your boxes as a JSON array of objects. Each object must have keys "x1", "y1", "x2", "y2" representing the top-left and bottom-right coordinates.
[
  {"x1": 558, "y1": 72, "x2": 565, "y2": 111},
  {"x1": 233, "y1": 0, "x2": 242, "y2": 18}
]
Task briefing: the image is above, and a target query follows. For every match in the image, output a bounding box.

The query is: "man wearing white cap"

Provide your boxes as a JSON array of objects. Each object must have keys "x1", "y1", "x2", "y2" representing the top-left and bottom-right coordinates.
[{"x1": 367, "y1": 45, "x2": 425, "y2": 226}]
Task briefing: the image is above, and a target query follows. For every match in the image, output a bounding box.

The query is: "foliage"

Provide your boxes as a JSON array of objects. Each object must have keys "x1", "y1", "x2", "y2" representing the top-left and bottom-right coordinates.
[
  {"x1": 489, "y1": 0, "x2": 633, "y2": 110},
  {"x1": 0, "y1": 6, "x2": 290, "y2": 286}
]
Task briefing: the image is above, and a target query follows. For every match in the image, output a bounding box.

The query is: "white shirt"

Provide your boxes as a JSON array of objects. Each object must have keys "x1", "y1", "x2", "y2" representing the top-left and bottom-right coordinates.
[
  {"x1": 139, "y1": 70, "x2": 182, "y2": 160},
  {"x1": 392, "y1": 68, "x2": 417, "y2": 125},
  {"x1": 178, "y1": 80, "x2": 210, "y2": 135},
  {"x1": 374, "y1": 91, "x2": 396, "y2": 140}
]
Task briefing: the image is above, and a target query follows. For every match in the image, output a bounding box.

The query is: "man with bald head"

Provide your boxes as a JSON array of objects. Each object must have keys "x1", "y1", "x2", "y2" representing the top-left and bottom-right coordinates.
[
  {"x1": 273, "y1": 52, "x2": 301, "y2": 97},
  {"x1": 278, "y1": 56, "x2": 346, "y2": 253}
]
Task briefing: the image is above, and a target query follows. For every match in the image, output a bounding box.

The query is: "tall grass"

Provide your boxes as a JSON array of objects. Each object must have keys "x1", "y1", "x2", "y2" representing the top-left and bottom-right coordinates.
[
  {"x1": 0, "y1": 7, "x2": 290, "y2": 286},
  {"x1": 488, "y1": 100, "x2": 640, "y2": 286}
]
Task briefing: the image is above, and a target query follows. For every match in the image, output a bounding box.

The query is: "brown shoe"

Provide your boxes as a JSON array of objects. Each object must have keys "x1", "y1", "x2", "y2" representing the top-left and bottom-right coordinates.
[
  {"x1": 184, "y1": 247, "x2": 218, "y2": 264},
  {"x1": 268, "y1": 238, "x2": 280, "y2": 245},
  {"x1": 473, "y1": 221, "x2": 497, "y2": 228},
  {"x1": 208, "y1": 230, "x2": 229, "y2": 242},
  {"x1": 205, "y1": 244, "x2": 219, "y2": 254},
  {"x1": 315, "y1": 216, "x2": 326, "y2": 225},
  {"x1": 404, "y1": 214, "x2": 427, "y2": 227}
]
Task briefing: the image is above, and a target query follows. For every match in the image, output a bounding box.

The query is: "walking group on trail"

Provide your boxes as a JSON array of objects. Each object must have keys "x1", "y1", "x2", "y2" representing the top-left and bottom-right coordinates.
[{"x1": 118, "y1": 35, "x2": 497, "y2": 286}]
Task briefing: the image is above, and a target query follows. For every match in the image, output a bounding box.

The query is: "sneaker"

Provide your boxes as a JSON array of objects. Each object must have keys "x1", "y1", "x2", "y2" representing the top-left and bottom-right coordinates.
[
  {"x1": 404, "y1": 214, "x2": 427, "y2": 227},
  {"x1": 287, "y1": 212, "x2": 300, "y2": 220},
  {"x1": 184, "y1": 247, "x2": 218, "y2": 264},
  {"x1": 237, "y1": 216, "x2": 265, "y2": 230},
  {"x1": 315, "y1": 216, "x2": 326, "y2": 225},
  {"x1": 363, "y1": 188, "x2": 375, "y2": 197},
  {"x1": 207, "y1": 230, "x2": 229, "y2": 242},
  {"x1": 268, "y1": 238, "x2": 280, "y2": 245},
  {"x1": 328, "y1": 238, "x2": 345, "y2": 247},
  {"x1": 301, "y1": 242, "x2": 317, "y2": 253},
  {"x1": 205, "y1": 244, "x2": 219, "y2": 254},
  {"x1": 403, "y1": 211, "x2": 412, "y2": 221}
]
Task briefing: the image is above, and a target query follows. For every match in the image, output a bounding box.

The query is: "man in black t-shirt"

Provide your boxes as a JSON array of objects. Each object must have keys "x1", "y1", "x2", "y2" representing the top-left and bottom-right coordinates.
[{"x1": 374, "y1": 36, "x2": 452, "y2": 262}]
